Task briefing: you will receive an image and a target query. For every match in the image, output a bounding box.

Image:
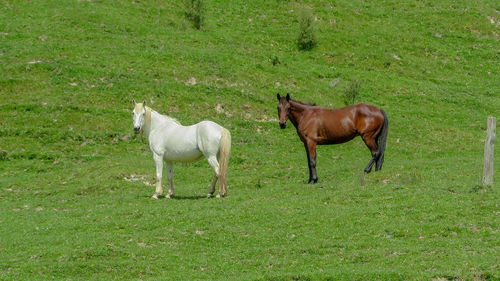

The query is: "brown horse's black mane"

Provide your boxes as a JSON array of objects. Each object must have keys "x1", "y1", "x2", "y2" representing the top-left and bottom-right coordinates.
[{"x1": 291, "y1": 99, "x2": 316, "y2": 106}]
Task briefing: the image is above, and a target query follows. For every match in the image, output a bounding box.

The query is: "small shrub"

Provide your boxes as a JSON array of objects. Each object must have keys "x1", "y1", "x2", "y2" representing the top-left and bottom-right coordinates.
[
  {"x1": 184, "y1": 0, "x2": 204, "y2": 30},
  {"x1": 0, "y1": 150, "x2": 7, "y2": 161},
  {"x1": 297, "y1": 8, "x2": 317, "y2": 51},
  {"x1": 343, "y1": 79, "x2": 362, "y2": 105},
  {"x1": 269, "y1": 54, "x2": 280, "y2": 66}
]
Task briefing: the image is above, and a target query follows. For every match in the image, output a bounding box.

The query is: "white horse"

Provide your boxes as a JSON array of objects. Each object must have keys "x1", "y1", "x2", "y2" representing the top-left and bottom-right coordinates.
[{"x1": 132, "y1": 100, "x2": 231, "y2": 199}]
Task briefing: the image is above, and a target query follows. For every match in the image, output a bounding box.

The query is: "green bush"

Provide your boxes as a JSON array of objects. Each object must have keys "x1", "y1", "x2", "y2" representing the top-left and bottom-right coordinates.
[
  {"x1": 297, "y1": 8, "x2": 317, "y2": 50},
  {"x1": 184, "y1": 0, "x2": 204, "y2": 30},
  {"x1": 269, "y1": 54, "x2": 281, "y2": 66},
  {"x1": 343, "y1": 79, "x2": 362, "y2": 105}
]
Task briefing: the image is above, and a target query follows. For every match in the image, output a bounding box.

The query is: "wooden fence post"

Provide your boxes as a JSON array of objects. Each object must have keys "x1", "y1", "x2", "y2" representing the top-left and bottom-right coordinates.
[{"x1": 482, "y1": 117, "x2": 496, "y2": 186}]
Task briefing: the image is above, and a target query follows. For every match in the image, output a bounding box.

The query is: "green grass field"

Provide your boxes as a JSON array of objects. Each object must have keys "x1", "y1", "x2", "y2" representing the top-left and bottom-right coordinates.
[{"x1": 1, "y1": 0, "x2": 499, "y2": 280}]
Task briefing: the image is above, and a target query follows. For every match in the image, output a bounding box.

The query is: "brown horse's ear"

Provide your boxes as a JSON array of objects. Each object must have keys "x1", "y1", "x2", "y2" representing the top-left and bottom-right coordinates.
[
  {"x1": 286, "y1": 93, "x2": 290, "y2": 101},
  {"x1": 277, "y1": 93, "x2": 281, "y2": 101}
]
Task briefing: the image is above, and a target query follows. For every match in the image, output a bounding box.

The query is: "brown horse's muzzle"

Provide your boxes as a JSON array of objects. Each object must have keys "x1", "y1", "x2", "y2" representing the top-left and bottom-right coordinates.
[{"x1": 279, "y1": 122, "x2": 287, "y2": 129}]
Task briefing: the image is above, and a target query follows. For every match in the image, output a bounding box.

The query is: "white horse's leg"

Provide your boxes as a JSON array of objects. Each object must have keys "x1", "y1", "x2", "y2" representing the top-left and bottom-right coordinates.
[
  {"x1": 207, "y1": 173, "x2": 218, "y2": 198},
  {"x1": 206, "y1": 155, "x2": 221, "y2": 198},
  {"x1": 165, "y1": 162, "x2": 174, "y2": 199},
  {"x1": 152, "y1": 153, "x2": 163, "y2": 199}
]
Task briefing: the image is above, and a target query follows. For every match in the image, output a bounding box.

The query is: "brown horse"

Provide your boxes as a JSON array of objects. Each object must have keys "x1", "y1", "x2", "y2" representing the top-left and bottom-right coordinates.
[{"x1": 277, "y1": 93, "x2": 388, "y2": 184}]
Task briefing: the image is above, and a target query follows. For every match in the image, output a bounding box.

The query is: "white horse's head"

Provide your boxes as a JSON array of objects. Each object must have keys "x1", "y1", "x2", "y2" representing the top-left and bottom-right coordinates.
[{"x1": 132, "y1": 100, "x2": 146, "y2": 134}]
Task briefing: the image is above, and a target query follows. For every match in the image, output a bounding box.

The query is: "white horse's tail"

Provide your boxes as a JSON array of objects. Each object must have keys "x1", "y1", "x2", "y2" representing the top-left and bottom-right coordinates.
[{"x1": 218, "y1": 127, "x2": 231, "y2": 196}]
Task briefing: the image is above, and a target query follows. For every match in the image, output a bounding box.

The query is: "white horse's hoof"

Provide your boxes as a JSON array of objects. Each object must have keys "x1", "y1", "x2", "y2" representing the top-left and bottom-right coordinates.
[
  {"x1": 207, "y1": 193, "x2": 213, "y2": 198},
  {"x1": 217, "y1": 193, "x2": 227, "y2": 198},
  {"x1": 165, "y1": 194, "x2": 173, "y2": 199},
  {"x1": 151, "y1": 194, "x2": 159, "y2": 200}
]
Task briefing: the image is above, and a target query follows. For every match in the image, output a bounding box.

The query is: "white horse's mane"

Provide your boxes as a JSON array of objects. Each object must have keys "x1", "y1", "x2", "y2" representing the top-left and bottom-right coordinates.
[{"x1": 145, "y1": 106, "x2": 181, "y2": 125}]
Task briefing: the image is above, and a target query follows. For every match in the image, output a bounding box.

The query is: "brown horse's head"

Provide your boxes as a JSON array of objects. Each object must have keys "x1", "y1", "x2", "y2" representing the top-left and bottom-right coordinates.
[{"x1": 276, "y1": 93, "x2": 290, "y2": 129}]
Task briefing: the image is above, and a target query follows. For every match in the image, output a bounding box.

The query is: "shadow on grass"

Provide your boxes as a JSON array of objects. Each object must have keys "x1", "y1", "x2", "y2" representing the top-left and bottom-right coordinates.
[
  {"x1": 138, "y1": 194, "x2": 206, "y2": 200},
  {"x1": 172, "y1": 195, "x2": 206, "y2": 200}
]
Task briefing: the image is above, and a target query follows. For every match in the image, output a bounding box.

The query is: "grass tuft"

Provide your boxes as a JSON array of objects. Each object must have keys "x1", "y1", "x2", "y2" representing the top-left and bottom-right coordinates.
[
  {"x1": 297, "y1": 8, "x2": 317, "y2": 51},
  {"x1": 343, "y1": 79, "x2": 362, "y2": 106},
  {"x1": 184, "y1": 0, "x2": 205, "y2": 30}
]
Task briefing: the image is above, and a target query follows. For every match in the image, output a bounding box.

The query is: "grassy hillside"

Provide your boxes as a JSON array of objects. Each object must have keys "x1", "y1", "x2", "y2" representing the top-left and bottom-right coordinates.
[{"x1": 1, "y1": 0, "x2": 499, "y2": 280}]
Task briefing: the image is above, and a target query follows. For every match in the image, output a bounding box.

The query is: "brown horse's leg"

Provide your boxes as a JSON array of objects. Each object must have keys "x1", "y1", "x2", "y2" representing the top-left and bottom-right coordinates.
[
  {"x1": 303, "y1": 142, "x2": 313, "y2": 182},
  {"x1": 362, "y1": 135, "x2": 378, "y2": 174},
  {"x1": 304, "y1": 140, "x2": 318, "y2": 184},
  {"x1": 365, "y1": 158, "x2": 376, "y2": 174}
]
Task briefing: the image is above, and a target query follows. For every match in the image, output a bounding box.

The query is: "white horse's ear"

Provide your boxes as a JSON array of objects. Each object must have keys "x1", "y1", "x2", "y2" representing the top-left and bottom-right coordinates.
[
  {"x1": 143, "y1": 100, "x2": 146, "y2": 106},
  {"x1": 133, "y1": 99, "x2": 136, "y2": 105}
]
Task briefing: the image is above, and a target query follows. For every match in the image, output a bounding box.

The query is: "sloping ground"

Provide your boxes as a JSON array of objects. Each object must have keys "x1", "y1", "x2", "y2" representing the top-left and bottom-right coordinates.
[{"x1": 0, "y1": 0, "x2": 498, "y2": 280}]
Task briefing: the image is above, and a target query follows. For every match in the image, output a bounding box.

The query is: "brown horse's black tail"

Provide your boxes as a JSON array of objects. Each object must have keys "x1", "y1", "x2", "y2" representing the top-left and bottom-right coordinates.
[{"x1": 375, "y1": 110, "x2": 388, "y2": 171}]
